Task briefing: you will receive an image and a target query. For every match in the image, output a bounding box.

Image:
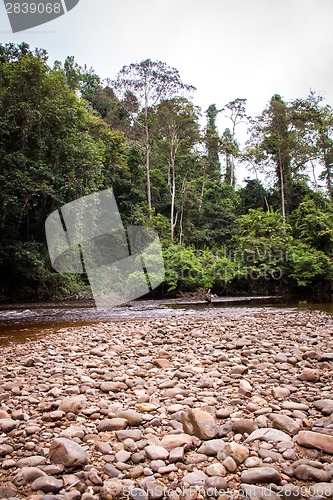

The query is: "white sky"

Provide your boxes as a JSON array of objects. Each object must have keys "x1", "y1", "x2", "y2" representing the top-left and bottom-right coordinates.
[{"x1": 1, "y1": 0, "x2": 333, "y2": 183}]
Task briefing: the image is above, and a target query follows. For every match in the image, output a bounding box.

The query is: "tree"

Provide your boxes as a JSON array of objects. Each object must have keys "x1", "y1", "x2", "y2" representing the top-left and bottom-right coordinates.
[
  {"x1": 222, "y1": 98, "x2": 247, "y2": 186},
  {"x1": 154, "y1": 97, "x2": 200, "y2": 241},
  {"x1": 0, "y1": 43, "x2": 126, "y2": 299},
  {"x1": 113, "y1": 59, "x2": 195, "y2": 212},
  {"x1": 238, "y1": 179, "x2": 270, "y2": 213},
  {"x1": 290, "y1": 197, "x2": 333, "y2": 254},
  {"x1": 220, "y1": 128, "x2": 239, "y2": 186},
  {"x1": 291, "y1": 93, "x2": 333, "y2": 201},
  {"x1": 247, "y1": 95, "x2": 297, "y2": 230},
  {"x1": 204, "y1": 104, "x2": 221, "y2": 179}
]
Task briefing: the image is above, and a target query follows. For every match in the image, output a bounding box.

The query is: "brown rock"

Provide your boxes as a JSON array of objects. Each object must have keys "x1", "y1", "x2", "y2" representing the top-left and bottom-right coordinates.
[
  {"x1": 160, "y1": 433, "x2": 195, "y2": 451},
  {"x1": 221, "y1": 442, "x2": 249, "y2": 465},
  {"x1": 181, "y1": 409, "x2": 218, "y2": 440},
  {"x1": 58, "y1": 395, "x2": 86, "y2": 414},
  {"x1": 49, "y1": 438, "x2": 88, "y2": 467},
  {"x1": 298, "y1": 368, "x2": 319, "y2": 382},
  {"x1": 296, "y1": 430, "x2": 333, "y2": 454}
]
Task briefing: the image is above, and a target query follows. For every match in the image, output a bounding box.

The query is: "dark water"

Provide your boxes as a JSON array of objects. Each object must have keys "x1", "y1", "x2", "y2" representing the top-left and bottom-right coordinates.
[{"x1": 0, "y1": 296, "x2": 332, "y2": 345}]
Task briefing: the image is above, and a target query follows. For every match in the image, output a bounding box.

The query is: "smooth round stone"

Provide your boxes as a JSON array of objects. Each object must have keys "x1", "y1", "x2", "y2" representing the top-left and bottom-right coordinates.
[{"x1": 244, "y1": 457, "x2": 262, "y2": 468}]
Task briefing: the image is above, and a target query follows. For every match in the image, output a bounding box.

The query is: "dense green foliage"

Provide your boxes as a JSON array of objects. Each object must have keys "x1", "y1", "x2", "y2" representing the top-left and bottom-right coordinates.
[{"x1": 1, "y1": 43, "x2": 333, "y2": 301}]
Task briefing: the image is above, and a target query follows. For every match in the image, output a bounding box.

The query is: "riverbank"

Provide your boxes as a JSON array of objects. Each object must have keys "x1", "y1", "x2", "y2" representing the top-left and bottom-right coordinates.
[{"x1": 1, "y1": 309, "x2": 333, "y2": 499}]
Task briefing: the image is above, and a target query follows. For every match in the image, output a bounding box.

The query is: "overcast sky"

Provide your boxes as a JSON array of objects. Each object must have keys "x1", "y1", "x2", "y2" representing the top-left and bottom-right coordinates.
[{"x1": 1, "y1": 0, "x2": 333, "y2": 181}]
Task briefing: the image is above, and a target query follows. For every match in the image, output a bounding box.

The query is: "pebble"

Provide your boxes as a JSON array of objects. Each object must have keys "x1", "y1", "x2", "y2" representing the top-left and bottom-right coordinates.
[
  {"x1": 296, "y1": 430, "x2": 333, "y2": 454},
  {"x1": 31, "y1": 475, "x2": 63, "y2": 492},
  {"x1": 145, "y1": 445, "x2": 169, "y2": 461},
  {"x1": 182, "y1": 470, "x2": 207, "y2": 485},
  {"x1": 220, "y1": 441, "x2": 249, "y2": 464},
  {"x1": 181, "y1": 409, "x2": 218, "y2": 440},
  {"x1": 48, "y1": 438, "x2": 88, "y2": 467},
  {"x1": 270, "y1": 414, "x2": 301, "y2": 435},
  {"x1": 0, "y1": 309, "x2": 333, "y2": 498},
  {"x1": 240, "y1": 466, "x2": 281, "y2": 484}
]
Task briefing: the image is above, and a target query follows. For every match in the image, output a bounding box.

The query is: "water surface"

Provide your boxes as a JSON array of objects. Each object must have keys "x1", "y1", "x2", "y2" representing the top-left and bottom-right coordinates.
[{"x1": 0, "y1": 296, "x2": 331, "y2": 345}]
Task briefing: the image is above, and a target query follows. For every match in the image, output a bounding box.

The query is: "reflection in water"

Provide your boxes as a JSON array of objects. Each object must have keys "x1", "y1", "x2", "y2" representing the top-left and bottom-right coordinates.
[{"x1": 0, "y1": 297, "x2": 332, "y2": 345}]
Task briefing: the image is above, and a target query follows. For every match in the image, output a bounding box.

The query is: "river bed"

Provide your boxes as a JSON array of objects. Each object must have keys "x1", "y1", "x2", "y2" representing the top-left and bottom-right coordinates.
[{"x1": 0, "y1": 296, "x2": 332, "y2": 345}]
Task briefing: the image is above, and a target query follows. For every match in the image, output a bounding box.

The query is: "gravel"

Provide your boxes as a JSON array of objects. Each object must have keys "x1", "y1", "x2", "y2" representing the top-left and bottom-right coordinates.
[{"x1": 0, "y1": 308, "x2": 333, "y2": 499}]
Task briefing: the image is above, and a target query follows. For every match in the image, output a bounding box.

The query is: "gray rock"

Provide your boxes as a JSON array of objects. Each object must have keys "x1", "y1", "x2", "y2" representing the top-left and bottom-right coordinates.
[
  {"x1": 206, "y1": 463, "x2": 226, "y2": 476},
  {"x1": 281, "y1": 401, "x2": 309, "y2": 411},
  {"x1": 16, "y1": 455, "x2": 47, "y2": 468},
  {"x1": 319, "y1": 352, "x2": 333, "y2": 361},
  {"x1": 145, "y1": 445, "x2": 169, "y2": 461},
  {"x1": 31, "y1": 475, "x2": 63, "y2": 492},
  {"x1": 245, "y1": 428, "x2": 292, "y2": 444},
  {"x1": 271, "y1": 414, "x2": 301, "y2": 435},
  {"x1": 239, "y1": 379, "x2": 253, "y2": 396},
  {"x1": 222, "y1": 456, "x2": 238, "y2": 472},
  {"x1": 182, "y1": 470, "x2": 207, "y2": 486},
  {"x1": 103, "y1": 464, "x2": 122, "y2": 478},
  {"x1": 169, "y1": 446, "x2": 184, "y2": 462},
  {"x1": 116, "y1": 429, "x2": 142, "y2": 441},
  {"x1": 186, "y1": 453, "x2": 207, "y2": 465},
  {"x1": 205, "y1": 476, "x2": 228, "y2": 494},
  {"x1": 314, "y1": 399, "x2": 333, "y2": 411},
  {"x1": 59, "y1": 425, "x2": 85, "y2": 439},
  {"x1": 293, "y1": 464, "x2": 332, "y2": 482},
  {"x1": 197, "y1": 439, "x2": 225, "y2": 456},
  {"x1": 151, "y1": 459, "x2": 166, "y2": 471},
  {"x1": 115, "y1": 449, "x2": 131, "y2": 463},
  {"x1": 13, "y1": 466, "x2": 46, "y2": 487},
  {"x1": 0, "y1": 444, "x2": 13, "y2": 457},
  {"x1": 0, "y1": 418, "x2": 18, "y2": 432},
  {"x1": 244, "y1": 457, "x2": 262, "y2": 468},
  {"x1": 240, "y1": 467, "x2": 281, "y2": 485},
  {"x1": 100, "y1": 381, "x2": 126, "y2": 392},
  {"x1": 146, "y1": 481, "x2": 165, "y2": 500}
]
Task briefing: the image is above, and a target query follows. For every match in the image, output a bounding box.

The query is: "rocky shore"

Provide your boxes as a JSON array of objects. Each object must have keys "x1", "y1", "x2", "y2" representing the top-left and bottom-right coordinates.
[{"x1": 1, "y1": 308, "x2": 333, "y2": 499}]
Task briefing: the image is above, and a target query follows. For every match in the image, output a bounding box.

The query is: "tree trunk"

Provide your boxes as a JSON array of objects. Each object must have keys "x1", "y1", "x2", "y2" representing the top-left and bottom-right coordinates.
[
  {"x1": 144, "y1": 94, "x2": 152, "y2": 214},
  {"x1": 169, "y1": 133, "x2": 178, "y2": 241},
  {"x1": 279, "y1": 161, "x2": 287, "y2": 234}
]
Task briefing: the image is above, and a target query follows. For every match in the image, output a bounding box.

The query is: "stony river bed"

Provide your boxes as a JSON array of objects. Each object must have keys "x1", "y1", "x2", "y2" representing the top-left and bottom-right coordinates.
[{"x1": 1, "y1": 309, "x2": 333, "y2": 499}]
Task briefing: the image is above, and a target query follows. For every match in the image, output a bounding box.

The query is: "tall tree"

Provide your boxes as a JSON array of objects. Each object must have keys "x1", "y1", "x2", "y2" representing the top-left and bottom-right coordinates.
[
  {"x1": 247, "y1": 95, "x2": 298, "y2": 230},
  {"x1": 220, "y1": 128, "x2": 239, "y2": 186},
  {"x1": 223, "y1": 98, "x2": 247, "y2": 186},
  {"x1": 113, "y1": 59, "x2": 195, "y2": 212},
  {"x1": 204, "y1": 104, "x2": 221, "y2": 179},
  {"x1": 155, "y1": 97, "x2": 200, "y2": 241},
  {"x1": 291, "y1": 93, "x2": 333, "y2": 201}
]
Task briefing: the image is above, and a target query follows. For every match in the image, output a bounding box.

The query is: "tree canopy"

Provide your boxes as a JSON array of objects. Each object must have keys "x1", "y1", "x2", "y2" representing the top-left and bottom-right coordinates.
[{"x1": 1, "y1": 43, "x2": 333, "y2": 300}]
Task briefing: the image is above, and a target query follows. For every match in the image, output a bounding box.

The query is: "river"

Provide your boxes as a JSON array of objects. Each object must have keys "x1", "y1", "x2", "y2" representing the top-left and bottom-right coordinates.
[{"x1": 0, "y1": 296, "x2": 332, "y2": 345}]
